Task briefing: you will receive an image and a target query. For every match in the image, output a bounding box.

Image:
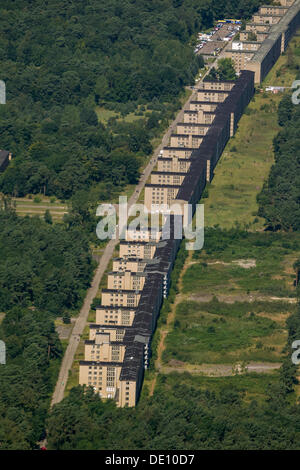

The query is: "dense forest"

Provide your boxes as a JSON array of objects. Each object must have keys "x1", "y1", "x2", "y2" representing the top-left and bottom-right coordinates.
[
  {"x1": 0, "y1": 201, "x2": 94, "y2": 449},
  {"x1": 0, "y1": 0, "x2": 265, "y2": 201},
  {"x1": 257, "y1": 82, "x2": 300, "y2": 231}
]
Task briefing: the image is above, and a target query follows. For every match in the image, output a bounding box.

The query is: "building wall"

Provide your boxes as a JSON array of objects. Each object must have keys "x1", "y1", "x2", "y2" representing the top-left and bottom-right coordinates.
[
  {"x1": 84, "y1": 339, "x2": 126, "y2": 362},
  {"x1": 89, "y1": 326, "x2": 127, "y2": 341},
  {"x1": 79, "y1": 362, "x2": 122, "y2": 400},
  {"x1": 101, "y1": 290, "x2": 141, "y2": 307},
  {"x1": 176, "y1": 123, "x2": 210, "y2": 135},
  {"x1": 189, "y1": 101, "x2": 219, "y2": 112},
  {"x1": 231, "y1": 41, "x2": 261, "y2": 51},
  {"x1": 197, "y1": 90, "x2": 229, "y2": 102},
  {"x1": 201, "y1": 81, "x2": 235, "y2": 91},
  {"x1": 252, "y1": 14, "x2": 282, "y2": 24},
  {"x1": 260, "y1": 6, "x2": 288, "y2": 15},
  {"x1": 112, "y1": 258, "x2": 147, "y2": 272},
  {"x1": 144, "y1": 185, "x2": 180, "y2": 211},
  {"x1": 162, "y1": 147, "x2": 194, "y2": 158},
  {"x1": 183, "y1": 110, "x2": 216, "y2": 124},
  {"x1": 125, "y1": 229, "x2": 161, "y2": 242},
  {"x1": 246, "y1": 23, "x2": 271, "y2": 32},
  {"x1": 240, "y1": 31, "x2": 269, "y2": 41},
  {"x1": 224, "y1": 50, "x2": 255, "y2": 74}
]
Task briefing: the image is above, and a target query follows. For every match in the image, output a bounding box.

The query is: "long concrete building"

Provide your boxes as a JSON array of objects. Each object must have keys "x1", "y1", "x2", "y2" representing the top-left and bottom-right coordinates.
[{"x1": 79, "y1": 0, "x2": 300, "y2": 408}]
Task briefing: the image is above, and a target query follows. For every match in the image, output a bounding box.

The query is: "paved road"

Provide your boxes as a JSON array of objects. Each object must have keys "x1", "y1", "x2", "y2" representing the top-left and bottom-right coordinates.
[{"x1": 50, "y1": 51, "x2": 224, "y2": 409}]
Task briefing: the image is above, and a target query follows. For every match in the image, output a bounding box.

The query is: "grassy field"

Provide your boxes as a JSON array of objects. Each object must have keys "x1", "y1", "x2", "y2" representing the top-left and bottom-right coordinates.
[{"x1": 201, "y1": 33, "x2": 300, "y2": 230}]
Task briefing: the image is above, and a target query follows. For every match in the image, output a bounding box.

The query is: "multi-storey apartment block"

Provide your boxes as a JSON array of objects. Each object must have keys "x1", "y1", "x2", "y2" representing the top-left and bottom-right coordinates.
[
  {"x1": 95, "y1": 307, "x2": 136, "y2": 326},
  {"x1": 161, "y1": 147, "x2": 194, "y2": 159},
  {"x1": 197, "y1": 89, "x2": 230, "y2": 102},
  {"x1": 107, "y1": 271, "x2": 146, "y2": 291},
  {"x1": 189, "y1": 101, "x2": 219, "y2": 112}
]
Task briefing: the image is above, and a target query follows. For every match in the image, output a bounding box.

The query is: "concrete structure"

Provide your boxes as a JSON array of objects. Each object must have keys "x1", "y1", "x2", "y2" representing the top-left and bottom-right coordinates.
[
  {"x1": 183, "y1": 109, "x2": 216, "y2": 124},
  {"x1": 162, "y1": 147, "x2": 194, "y2": 159},
  {"x1": 224, "y1": 49, "x2": 255, "y2": 74},
  {"x1": 144, "y1": 184, "x2": 181, "y2": 211},
  {"x1": 157, "y1": 157, "x2": 191, "y2": 173},
  {"x1": 150, "y1": 171, "x2": 186, "y2": 186},
  {"x1": 231, "y1": 41, "x2": 262, "y2": 51},
  {"x1": 119, "y1": 241, "x2": 157, "y2": 259},
  {"x1": 197, "y1": 89, "x2": 230, "y2": 102},
  {"x1": 189, "y1": 101, "x2": 219, "y2": 112},
  {"x1": 236, "y1": 0, "x2": 300, "y2": 82},
  {"x1": 176, "y1": 122, "x2": 210, "y2": 135},
  {"x1": 169, "y1": 133, "x2": 203, "y2": 148},
  {"x1": 240, "y1": 31, "x2": 269, "y2": 42}
]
